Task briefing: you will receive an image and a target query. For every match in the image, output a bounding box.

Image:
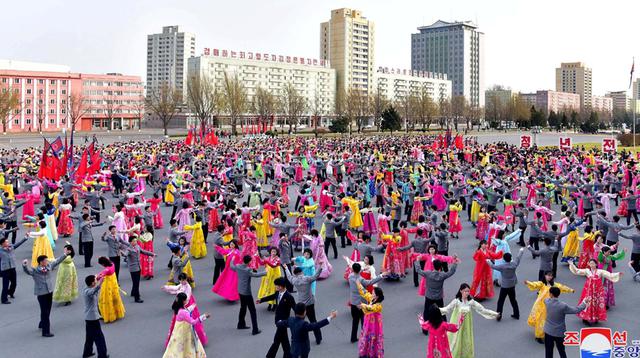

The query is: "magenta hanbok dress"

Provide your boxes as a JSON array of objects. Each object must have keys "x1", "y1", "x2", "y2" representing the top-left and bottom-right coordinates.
[
  {"x1": 420, "y1": 320, "x2": 460, "y2": 358},
  {"x1": 307, "y1": 236, "x2": 332, "y2": 279},
  {"x1": 212, "y1": 247, "x2": 241, "y2": 301},
  {"x1": 432, "y1": 185, "x2": 446, "y2": 211},
  {"x1": 362, "y1": 211, "x2": 377, "y2": 236}
]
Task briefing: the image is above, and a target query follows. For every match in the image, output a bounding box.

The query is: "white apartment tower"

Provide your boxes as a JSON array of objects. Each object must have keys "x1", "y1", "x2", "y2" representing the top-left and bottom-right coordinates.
[
  {"x1": 411, "y1": 20, "x2": 484, "y2": 107},
  {"x1": 146, "y1": 25, "x2": 196, "y2": 99},
  {"x1": 320, "y1": 8, "x2": 375, "y2": 96},
  {"x1": 555, "y1": 62, "x2": 592, "y2": 110}
]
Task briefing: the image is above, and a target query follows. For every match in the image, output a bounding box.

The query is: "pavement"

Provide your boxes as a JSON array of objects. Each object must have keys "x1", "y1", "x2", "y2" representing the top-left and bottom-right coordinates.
[{"x1": 1, "y1": 134, "x2": 638, "y2": 358}]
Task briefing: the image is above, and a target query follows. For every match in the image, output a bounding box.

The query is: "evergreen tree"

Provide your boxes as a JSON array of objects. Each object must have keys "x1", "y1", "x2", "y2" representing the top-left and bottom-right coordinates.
[
  {"x1": 381, "y1": 106, "x2": 402, "y2": 133},
  {"x1": 329, "y1": 116, "x2": 349, "y2": 133}
]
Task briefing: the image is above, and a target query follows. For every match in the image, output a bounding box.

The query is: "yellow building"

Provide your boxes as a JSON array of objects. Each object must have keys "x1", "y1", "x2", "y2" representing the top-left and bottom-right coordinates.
[{"x1": 320, "y1": 8, "x2": 375, "y2": 96}]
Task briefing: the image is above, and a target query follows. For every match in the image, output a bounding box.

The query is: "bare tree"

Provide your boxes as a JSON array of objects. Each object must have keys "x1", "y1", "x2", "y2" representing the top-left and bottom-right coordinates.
[
  {"x1": 415, "y1": 87, "x2": 438, "y2": 130},
  {"x1": 68, "y1": 92, "x2": 91, "y2": 131},
  {"x1": 221, "y1": 72, "x2": 247, "y2": 136},
  {"x1": 36, "y1": 91, "x2": 46, "y2": 133},
  {"x1": 396, "y1": 93, "x2": 414, "y2": 132},
  {"x1": 187, "y1": 73, "x2": 220, "y2": 137},
  {"x1": 131, "y1": 95, "x2": 145, "y2": 130},
  {"x1": 450, "y1": 95, "x2": 468, "y2": 131},
  {"x1": 251, "y1": 86, "x2": 277, "y2": 133},
  {"x1": 438, "y1": 97, "x2": 451, "y2": 129},
  {"x1": 370, "y1": 87, "x2": 389, "y2": 131},
  {"x1": 145, "y1": 83, "x2": 181, "y2": 136},
  {"x1": 280, "y1": 82, "x2": 306, "y2": 133},
  {"x1": 103, "y1": 93, "x2": 123, "y2": 130},
  {"x1": 0, "y1": 89, "x2": 21, "y2": 133},
  {"x1": 311, "y1": 86, "x2": 325, "y2": 137},
  {"x1": 344, "y1": 87, "x2": 370, "y2": 133}
]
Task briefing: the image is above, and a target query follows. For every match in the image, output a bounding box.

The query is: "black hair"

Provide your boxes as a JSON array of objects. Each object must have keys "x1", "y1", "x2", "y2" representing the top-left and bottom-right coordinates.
[
  {"x1": 364, "y1": 254, "x2": 374, "y2": 265},
  {"x1": 503, "y1": 253, "x2": 512, "y2": 262},
  {"x1": 293, "y1": 302, "x2": 306, "y2": 316},
  {"x1": 243, "y1": 255, "x2": 252, "y2": 264},
  {"x1": 372, "y1": 287, "x2": 384, "y2": 305},
  {"x1": 455, "y1": 283, "x2": 473, "y2": 301},
  {"x1": 37, "y1": 255, "x2": 48, "y2": 264},
  {"x1": 549, "y1": 286, "x2": 561, "y2": 298},
  {"x1": 274, "y1": 277, "x2": 286, "y2": 287},
  {"x1": 352, "y1": 262, "x2": 362, "y2": 273},
  {"x1": 171, "y1": 292, "x2": 189, "y2": 314},
  {"x1": 85, "y1": 275, "x2": 96, "y2": 286},
  {"x1": 426, "y1": 304, "x2": 443, "y2": 329},
  {"x1": 64, "y1": 244, "x2": 75, "y2": 258},
  {"x1": 98, "y1": 256, "x2": 112, "y2": 267}
]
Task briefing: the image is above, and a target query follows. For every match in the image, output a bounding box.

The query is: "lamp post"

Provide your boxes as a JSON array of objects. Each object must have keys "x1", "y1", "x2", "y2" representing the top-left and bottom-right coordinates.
[{"x1": 532, "y1": 126, "x2": 541, "y2": 146}]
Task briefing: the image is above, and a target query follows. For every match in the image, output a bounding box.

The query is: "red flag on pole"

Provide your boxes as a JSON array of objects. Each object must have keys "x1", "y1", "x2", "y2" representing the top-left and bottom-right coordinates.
[
  {"x1": 455, "y1": 135, "x2": 463, "y2": 150},
  {"x1": 75, "y1": 149, "x2": 89, "y2": 182},
  {"x1": 38, "y1": 138, "x2": 51, "y2": 179},
  {"x1": 185, "y1": 128, "x2": 193, "y2": 145}
]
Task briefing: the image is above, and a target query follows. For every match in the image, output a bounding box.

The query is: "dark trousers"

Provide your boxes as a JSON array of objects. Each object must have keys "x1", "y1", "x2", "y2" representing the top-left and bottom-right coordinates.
[
  {"x1": 78, "y1": 232, "x2": 84, "y2": 255},
  {"x1": 82, "y1": 241, "x2": 93, "y2": 267},
  {"x1": 324, "y1": 237, "x2": 337, "y2": 259},
  {"x1": 83, "y1": 319, "x2": 108, "y2": 358},
  {"x1": 110, "y1": 256, "x2": 121, "y2": 281},
  {"x1": 518, "y1": 227, "x2": 527, "y2": 246},
  {"x1": 544, "y1": 333, "x2": 567, "y2": 358},
  {"x1": 627, "y1": 209, "x2": 639, "y2": 225},
  {"x1": 413, "y1": 260, "x2": 425, "y2": 287},
  {"x1": 496, "y1": 286, "x2": 519, "y2": 318},
  {"x1": 6, "y1": 220, "x2": 17, "y2": 244},
  {"x1": 266, "y1": 326, "x2": 291, "y2": 358},
  {"x1": 130, "y1": 271, "x2": 141, "y2": 299},
  {"x1": 91, "y1": 207, "x2": 101, "y2": 223},
  {"x1": 171, "y1": 206, "x2": 178, "y2": 221},
  {"x1": 631, "y1": 253, "x2": 640, "y2": 273},
  {"x1": 37, "y1": 292, "x2": 53, "y2": 335},
  {"x1": 529, "y1": 236, "x2": 540, "y2": 258},
  {"x1": 202, "y1": 223, "x2": 209, "y2": 243},
  {"x1": 350, "y1": 304, "x2": 364, "y2": 342},
  {"x1": 213, "y1": 258, "x2": 225, "y2": 285},
  {"x1": 552, "y1": 252, "x2": 559, "y2": 277},
  {"x1": 238, "y1": 294, "x2": 259, "y2": 333},
  {"x1": 538, "y1": 270, "x2": 546, "y2": 282},
  {"x1": 337, "y1": 227, "x2": 349, "y2": 247},
  {"x1": 437, "y1": 250, "x2": 449, "y2": 272},
  {"x1": 306, "y1": 304, "x2": 322, "y2": 343},
  {"x1": 1, "y1": 268, "x2": 17, "y2": 302}
]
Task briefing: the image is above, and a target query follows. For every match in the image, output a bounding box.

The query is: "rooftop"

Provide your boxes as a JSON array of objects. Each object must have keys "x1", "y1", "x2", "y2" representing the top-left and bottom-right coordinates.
[{"x1": 417, "y1": 20, "x2": 478, "y2": 31}]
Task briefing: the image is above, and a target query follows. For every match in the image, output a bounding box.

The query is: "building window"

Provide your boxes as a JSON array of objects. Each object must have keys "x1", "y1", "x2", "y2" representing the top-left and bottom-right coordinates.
[
  {"x1": 50, "y1": 90, "x2": 55, "y2": 95},
  {"x1": 26, "y1": 109, "x2": 31, "y2": 114},
  {"x1": 62, "y1": 80, "x2": 67, "y2": 85},
  {"x1": 13, "y1": 119, "x2": 19, "y2": 125},
  {"x1": 27, "y1": 79, "x2": 32, "y2": 84},
  {"x1": 38, "y1": 79, "x2": 44, "y2": 84},
  {"x1": 13, "y1": 78, "x2": 20, "y2": 84},
  {"x1": 26, "y1": 119, "x2": 31, "y2": 124},
  {"x1": 50, "y1": 118, "x2": 55, "y2": 124},
  {"x1": 50, "y1": 99, "x2": 55, "y2": 104},
  {"x1": 61, "y1": 90, "x2": 66, "y2": 95},
  {"x1": 50, "y1": 80, "x2": 56, "y2": 85}
]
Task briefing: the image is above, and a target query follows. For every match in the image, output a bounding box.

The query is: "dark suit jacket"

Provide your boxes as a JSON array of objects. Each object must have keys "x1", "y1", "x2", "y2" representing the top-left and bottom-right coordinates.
[
  {"x1": 260, "y1": 291, "x2": 296, "y2": 323},
  {"x1": 277, "y1": 317, "x2": 329, "y2": 356}
]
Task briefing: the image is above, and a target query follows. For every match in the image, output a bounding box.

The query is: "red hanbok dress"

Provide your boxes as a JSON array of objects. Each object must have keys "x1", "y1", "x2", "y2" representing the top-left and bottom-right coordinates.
[
  {"x1": 419, "y1": 318, "x2": 461, "y2": 358},
  {"x1": 147, "y1": 197, "x2": 164, "y2": 229},
  {"x1": 15, "y1": 192, "x2": 35, "y2": 220},
  {"x1": 57, "y1": 204, "x2": 74, "y2": 236},
  {"x1": 139, "y1": 232, "x2": 155, "y2": 279},
  {"x1": 569, "y1": 263, "x2": 620, "y2": 323},
  {"x1": 470, "y1": 249, "x2": 503, "y2": 299}
]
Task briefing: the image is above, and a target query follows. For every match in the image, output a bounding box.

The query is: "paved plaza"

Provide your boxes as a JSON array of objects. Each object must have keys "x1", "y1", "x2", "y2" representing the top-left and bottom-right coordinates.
[{"x1": 0, "y1": 159, "x2": 638, "y2": 358}]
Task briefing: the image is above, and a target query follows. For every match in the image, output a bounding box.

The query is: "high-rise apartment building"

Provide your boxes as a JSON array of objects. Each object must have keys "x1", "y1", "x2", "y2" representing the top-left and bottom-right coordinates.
[
  {"x1": 320, "y1": 8, "x2": 375, "y2": 96},
  {"x1": 605, "y1": 91, "x2": 629, "y2": 112},
  {"x1": 555, "y1": 62, "x2": 592, "y2": 110},
  {"x1": 146, "y1": 25, "x2": 196, "y2": 99},
  {"x1": 411, "y1": 20, "x2": 484, "y2": 107}
]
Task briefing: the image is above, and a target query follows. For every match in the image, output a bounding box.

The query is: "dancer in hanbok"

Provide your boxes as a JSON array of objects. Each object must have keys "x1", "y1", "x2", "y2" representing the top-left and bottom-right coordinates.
[
  {"x1": 303, "y1": 230, "x2": 332, "y2": 279},
  {"x1": 212, "y1": 240, "x2": 241, "y2": 301},
  {"x1": 52, "y1": 244, "x2": 78, "y2": 305},
  {"x1": 96, "y1": 257, "x2": 126, "y2": 323},
  {"x1": 256, "y1": 248, "x2": 282, "y2": 311},
  {"x1": 569, "y1": 259, "x2": 621, "y2": 325},
  {"x1": 414, "y1": 244, "x2": 455, "y2": 296},
  {"x1": 524, "y1": 272, "x2": 574, "y2": 343},
  {"x1": 577, "y1": 227, "x2": 601, "y2": 269},
  {"x1": 597, "y1": 246, "x2": 625, "y2": 308},
  {"x1": 162, "y1": 273, "x2": 208, "y2": 347},
  {"x1": 174, "y1": 202, "x2": 194, "y2": 240},
  {"x1": 439, "y1": 283, "x2": 499, "y2": 358},
  {"x1": 138, "y1": 225, "x2": 155, "y2": 279},
  {"x1": 418, "y1": 304, "x2": 465, "y2": 358},
  {"x1": 448, "y1": 200, "x2": 463, "y2": 239},
  {"x1": 357, "y1": 282, "x2": 385, "y2": 358},
  {"x1": 380, "y1": 230, "x2": 403, "y2": 279},
  {"x1": 56, "y1": 199, "x2": 74, "y2": 237},
  {"x1": 163, "y1": 292, "x2": 209, "y2": 358},
  {"x1": 147, "y1": 193, "x2": 164, "y2": 229},
  {"x1": 470, "y1": 240, "x2": 503, "y2": 300},
  {"x1": 28, "y1": 221, "x2": 54, "y2": 267},
  {"x1": 184, "y1": 216, "x2": 207, "y2": 259},
  {"x1": 293, "y1": 249, "x2": 316, "y2": 294}
]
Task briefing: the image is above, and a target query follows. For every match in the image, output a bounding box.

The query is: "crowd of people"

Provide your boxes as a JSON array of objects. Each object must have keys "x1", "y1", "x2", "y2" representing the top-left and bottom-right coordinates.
[{"x1": 1, "y1": 133, "x2": 639, "y2": 358}]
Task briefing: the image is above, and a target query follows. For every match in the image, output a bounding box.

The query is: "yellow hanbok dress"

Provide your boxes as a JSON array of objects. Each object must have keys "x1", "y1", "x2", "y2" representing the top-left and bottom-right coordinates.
[
  {"x1": 184, "y1": 222, "x2": 207, "y2": 259},
  {"x1": 163, "y1": 309, "x2": 206, "y2": 358},
  {"x1": 98, "y1": 269, "x2": 126, "y2": 323},
  {"x1": 165, "y1": 182, "x2": 176, "y2": 204},
  {"x1": 253, "y1": 219, "x2": 268, "y2": 247},
  {"x1": 562, "y1": 228, "x2": 580, "y2": 260},
  {"x1": 257, "y1": 257, "x2": 282, "y2": 304},
  {"x1": 342, "y1": 197, "x2": 363, "y2": 228},
  {"x1": 525, "y1": 281, "x2": 573, "y2": 338},
  {"x1": 30, "y1": 230, "x2": 54, "y2": 268},
  {"x1": 261, "y1": 208, "x2": 273, "y2": 237}
]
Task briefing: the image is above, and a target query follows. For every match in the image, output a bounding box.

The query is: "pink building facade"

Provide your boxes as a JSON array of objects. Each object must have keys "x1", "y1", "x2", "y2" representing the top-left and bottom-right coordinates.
[
  {"x1": 536, "y1": 90, "x2": 580, "y2": 114},
  {"x1": 592, "y1": 95, "x2": 613, "y2": 114},
  {"x1": 0, "y1": 61, "x2": 143, "y2": 132}
]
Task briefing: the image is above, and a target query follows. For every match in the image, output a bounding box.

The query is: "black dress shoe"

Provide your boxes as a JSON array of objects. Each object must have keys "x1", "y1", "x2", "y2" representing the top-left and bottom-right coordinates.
[
  {"x1": 42, "y1": 333, "x2": 55, "y2": 338},
  {"x1": 135, "y1": 299, "x2": 144, "y2": 303},
  {"x1": 252, "y1": 330, "x2": 262, "y2": 335},
  {"x1": 496, "y1": 313, "x2": 502, "y2": 322},
  {"x1": 82, "y1": 352, "x2": 96, "y2": 357},
  {"x1": 238, "y1": 326, "x2": 250, "y2": 330},
  {"x1": 511, "y1": 315, "x2": 519, "y2": 320},
  {"x1": 535, "y1": 338, "x2": 544, "y2": 344}
]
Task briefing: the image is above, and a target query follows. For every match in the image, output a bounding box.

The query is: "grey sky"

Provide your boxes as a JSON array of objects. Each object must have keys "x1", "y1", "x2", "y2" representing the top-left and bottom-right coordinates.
[{"x1": 2, "y1": 0, "x2": 639, "y2": 96}]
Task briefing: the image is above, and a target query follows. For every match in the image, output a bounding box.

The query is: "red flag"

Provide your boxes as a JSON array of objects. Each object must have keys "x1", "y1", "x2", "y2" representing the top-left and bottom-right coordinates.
[
  {"x1": 455, "y1": 136, "x2": 463, "y2": 150},
  {"x1": 88, "y1": 150, "x2": 101, "y2": 175},
  {"x1": 75, "y1": 149, "x2": 89, "y2": 182},
  {"x1": 431, "y1": 140, "x2": 439, "y2": 151},
  {"x1": 185, "y1": 128, "x2": 194, "y2": 145},
  {"x1": 38, "y1": 139, "x2": 51, "y2": 179}
]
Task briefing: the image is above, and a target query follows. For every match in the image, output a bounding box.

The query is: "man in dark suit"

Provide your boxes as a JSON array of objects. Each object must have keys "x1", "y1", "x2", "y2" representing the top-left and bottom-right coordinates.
[
  {"x1": 277, "y1": 303, "x2": 337, "y2": 358},
  {"x1": 257, "y1": 277, "x2": 296, "y2": 358}
]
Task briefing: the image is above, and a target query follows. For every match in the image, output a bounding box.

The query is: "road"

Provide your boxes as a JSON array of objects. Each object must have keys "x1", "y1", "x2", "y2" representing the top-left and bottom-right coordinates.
[{"x1": 1, "y1": 188, "x2": 638, "y2": 358}]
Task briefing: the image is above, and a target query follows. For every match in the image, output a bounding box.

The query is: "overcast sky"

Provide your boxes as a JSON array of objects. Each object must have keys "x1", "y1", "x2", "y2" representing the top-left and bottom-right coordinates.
[{"x1": 2, "y1": 0, "x2": 638, "y2": 96}]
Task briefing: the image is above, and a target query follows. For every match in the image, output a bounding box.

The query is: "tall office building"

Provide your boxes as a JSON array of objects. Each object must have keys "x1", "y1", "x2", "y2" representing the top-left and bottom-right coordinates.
[
  {"x1": 555, "y1": 62, "x2": 592, "y2": 110},
  {"x1": 605, "y1": 91, "x2": 629, "y2": 112},
  {"x1": 146, "y1": 25, "x2": 196, "y2": 99},
  {"x1": 320, "y1": 8, "x2": 375, "y2": 96},
  {"x1": 411, "y1": 20, "x2": 484, "y2": 107}
]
